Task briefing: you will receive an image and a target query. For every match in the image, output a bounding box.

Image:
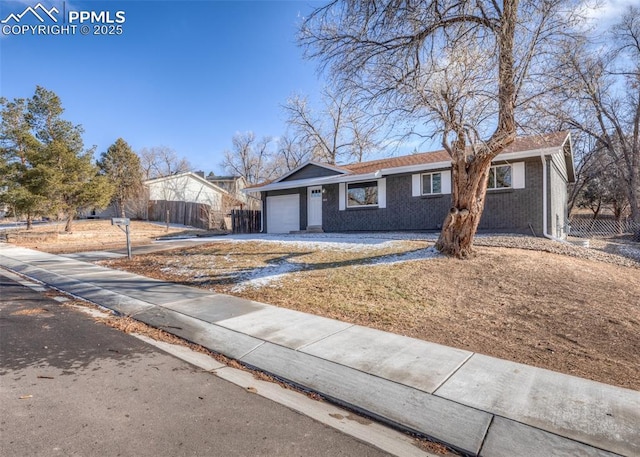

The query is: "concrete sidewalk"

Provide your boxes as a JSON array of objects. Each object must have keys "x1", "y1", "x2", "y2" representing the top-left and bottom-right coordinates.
[{"x1": 1, "y1": 244, "x2": 637, "y2": 457}]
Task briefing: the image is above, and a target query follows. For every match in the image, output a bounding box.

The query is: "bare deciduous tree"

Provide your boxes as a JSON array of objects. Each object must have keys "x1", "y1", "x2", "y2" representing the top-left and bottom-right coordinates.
[
  {"x1": 577, "y1": 143, "x2": 630, "y2": 221},
  {"x1": 301, "y1": 0, "x2": 573, "y2": 258},
  {"x1": 536, "y1": 8, "x2": 640, "y2": 223},
  {"x1": 221, "y1": 131, "x2": 279, "y2": 185},
  {"x1": 275, "y1": 134, "x2": 311, "y2": 172},
  {"x1": 139, "y1": 146, "x2": 192, "y2": 180},
  {"x1": 283, "y1": 88, "x2": 380, "y2": 165}
]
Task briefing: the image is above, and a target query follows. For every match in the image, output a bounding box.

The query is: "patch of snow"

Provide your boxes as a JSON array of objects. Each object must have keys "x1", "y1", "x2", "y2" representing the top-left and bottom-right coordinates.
[
  {"x1": 361, "y1": 246, "x2": 442, "y2": 266},
  {"x1": 618, "y1": 245, "x2": 640, "y2": 262},
  {"x1": 231, "y1": 261, "x2": 304, "y2": 292},
  {"x1": 160, "y1": 266, "x2": 194, "y2": 276},
  {"x1": 231, "y1": 246, "x2": 442, "y2": 291}
]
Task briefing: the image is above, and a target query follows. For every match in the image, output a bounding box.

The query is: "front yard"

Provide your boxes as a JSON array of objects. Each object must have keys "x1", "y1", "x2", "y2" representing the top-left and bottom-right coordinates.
[
  {"x1": 101, "y1": 233, "x2": 640, "y2": 391},
  {"x1": 1, "y1": 219, "x2": 197, "y2": 253}
]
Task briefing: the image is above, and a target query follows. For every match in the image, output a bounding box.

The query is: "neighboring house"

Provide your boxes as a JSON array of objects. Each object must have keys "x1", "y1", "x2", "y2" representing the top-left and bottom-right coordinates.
[
  {"x1": 205, "y1": 173, "x2": 260, "y2": 210},
  {"x1": 247, "y1": 132, "x2": 575, "y2": 238},
  {"x1": 144, "y1": 171, "x2": 245, "y2": 229},
  {"x1": 204, "y1": 173, "x2": 246, "y2": 194},
  {"x1": 146, "y1": 171, "x2": 231, "y2": 207}
]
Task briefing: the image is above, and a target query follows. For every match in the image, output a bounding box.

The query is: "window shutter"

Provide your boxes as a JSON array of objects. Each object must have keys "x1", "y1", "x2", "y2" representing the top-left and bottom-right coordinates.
[
  {"x1": 441, "y1": 170, "x2": 452, "y2": 194},
  {"x1": 512, "y1": 162, "x2": 525, "y2": 189},
  {"x1": 412, "y1": 174, "x2": 421, "y2": 197},
  {"x1": 377, "y1": 178, "x2": 386, "y2": 208},
  {"x1": 339, "y1": 183, "x2": 346, "y2": 211}
]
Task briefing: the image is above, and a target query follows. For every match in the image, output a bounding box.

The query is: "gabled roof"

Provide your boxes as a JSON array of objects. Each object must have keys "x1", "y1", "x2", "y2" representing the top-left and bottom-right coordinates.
[
  {"x1": 343, "y1": 131, "x2": 570, "y2": 174},
  {"x1": 246, "y1": 132, "x2": 573, "y2": 192},
  {"x1": 144, "y1": 171, "x2": 230, "y2": 194},
  {"x1": 273, "y1": 161, "x2": 349, "y2": 183}
]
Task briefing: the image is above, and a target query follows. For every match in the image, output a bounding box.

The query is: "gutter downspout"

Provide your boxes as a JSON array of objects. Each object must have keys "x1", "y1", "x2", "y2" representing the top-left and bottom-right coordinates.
[
  {"x1": 541, "y1": 154, "x2": 564, "y2": 242},
  {"x1": 260, "y1": 196, "x2": 265, "y2": 233}
]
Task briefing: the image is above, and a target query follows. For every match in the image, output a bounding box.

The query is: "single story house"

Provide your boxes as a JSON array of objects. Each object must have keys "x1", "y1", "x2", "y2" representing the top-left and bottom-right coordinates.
[
  {"x1": 247, "y1": 132, "x2": 575, "y2": 238},
  {"x1": 92, "y1": 172, "x2": 248, "y2": 224},
  {"x1": 144, "y1": 171, "x2": 245, "y2": 229},
  {"x1": 146, "y1": 171, "x2": 231, "y2": 207}
]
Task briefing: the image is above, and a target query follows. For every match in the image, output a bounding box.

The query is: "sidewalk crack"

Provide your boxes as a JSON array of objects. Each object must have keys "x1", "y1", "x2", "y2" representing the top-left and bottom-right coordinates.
[
  {"x1": 295, "y1": 324, "x2": 355, "y2": 352},
  {"x1": 432, "y1": 351, "x2": 475, "y2": 395}
]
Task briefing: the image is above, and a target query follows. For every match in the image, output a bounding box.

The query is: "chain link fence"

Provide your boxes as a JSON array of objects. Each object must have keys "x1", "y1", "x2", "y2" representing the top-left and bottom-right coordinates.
[{"x1": 569, "y1": 215, "x2": 640, "y2": 240}]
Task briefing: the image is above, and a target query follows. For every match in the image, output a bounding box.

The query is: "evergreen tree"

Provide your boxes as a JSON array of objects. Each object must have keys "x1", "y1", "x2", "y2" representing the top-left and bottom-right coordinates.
[
  {"x1": 0, "y1": 98, "x2": 46, "y2": 228},
  {"x1": 98, "y1": 138, "x2": 144, "y2": 217},
  {"x1": 1, "y1": 87, "x2": 114, "y2": 231}
]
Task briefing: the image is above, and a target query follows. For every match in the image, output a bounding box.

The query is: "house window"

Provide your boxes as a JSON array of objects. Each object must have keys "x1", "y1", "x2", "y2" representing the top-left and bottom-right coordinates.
[
  {"x1": 347, "y1": 181, "x2": 378, "y2": 207},
  {"x1": 422, "y1": 172, "x2": 442, "y2": 195},
  {"x1": 488, "y1": 165, "x2": 512, "y2": 189}
]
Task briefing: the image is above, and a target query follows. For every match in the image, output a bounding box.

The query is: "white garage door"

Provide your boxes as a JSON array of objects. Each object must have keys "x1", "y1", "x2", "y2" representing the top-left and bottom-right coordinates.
[{"x1": 266, "y1": 194, "x2": 299, "y2": 234}]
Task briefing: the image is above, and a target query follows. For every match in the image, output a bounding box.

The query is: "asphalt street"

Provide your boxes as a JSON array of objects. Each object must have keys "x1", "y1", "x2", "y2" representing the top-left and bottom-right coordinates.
[{"x1": 0, "y1": 273, "x2": 392, "y2": 457}]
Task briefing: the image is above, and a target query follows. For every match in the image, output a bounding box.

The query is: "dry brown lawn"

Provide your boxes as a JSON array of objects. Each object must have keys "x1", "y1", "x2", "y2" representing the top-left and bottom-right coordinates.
[{"x1": 4, "y1": 219, "x2": 194, "y2": 253}]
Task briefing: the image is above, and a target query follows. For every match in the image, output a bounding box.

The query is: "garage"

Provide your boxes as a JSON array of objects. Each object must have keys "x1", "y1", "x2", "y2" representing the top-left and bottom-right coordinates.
[{"x1": 266, "y1": 194, "x2": 300, "y2": 234}]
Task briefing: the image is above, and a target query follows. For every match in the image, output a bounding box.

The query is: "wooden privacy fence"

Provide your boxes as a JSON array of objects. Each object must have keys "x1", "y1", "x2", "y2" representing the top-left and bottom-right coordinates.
[
  {"x1": 231, "y1": 210, "x2": 261, "y2": 234},
  {"x1": 147, "y1": 200, "x2": 225, "y2": 230}
]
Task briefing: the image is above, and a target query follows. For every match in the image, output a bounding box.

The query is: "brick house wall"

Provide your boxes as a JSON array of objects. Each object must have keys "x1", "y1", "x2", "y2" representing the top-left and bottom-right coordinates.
[
  {"x1": 321, "y1": 159, "x2": 545, "y2": 234},
  {"x1": 480, "y1": 159, "x2": 544, "y2": 235},
  {"x1": 252, "y1": 132, "x2": 575, "y2": 237}
]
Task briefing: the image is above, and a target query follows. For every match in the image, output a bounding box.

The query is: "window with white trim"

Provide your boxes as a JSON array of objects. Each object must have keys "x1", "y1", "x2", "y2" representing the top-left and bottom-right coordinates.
[
  {"x1": 488, "y1": 165, "x2": 512, "y2": 189},
  {"x1": 422, "y1": 172, "x2": 442, "y2": 195},
  {"x1": 347, "y1": 181, "x2": 378, "y2": 207}
]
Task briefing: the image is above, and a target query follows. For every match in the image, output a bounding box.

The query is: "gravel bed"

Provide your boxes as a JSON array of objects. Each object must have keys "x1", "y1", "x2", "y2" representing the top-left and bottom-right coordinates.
[{"x1": 475, "y1": 235, "x2": 640, "y2": 268}]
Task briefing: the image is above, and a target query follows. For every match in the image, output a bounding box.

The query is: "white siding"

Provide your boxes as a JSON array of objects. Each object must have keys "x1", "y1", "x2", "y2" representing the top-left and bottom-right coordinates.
[
  {"x1": 441, "y1": 170, "x2": 452, "y2": 194},
  {"x1": 512, "y1": 162, "x2": 526, "y2": 189},
  {"x1": 412, "y1": 174, "x2": 421, "y2": 197},
  {"x1": 148, "y1": 175, "x2": 223, "y2": 208},
  {"x1": 377, "y1": 178, "x2": 386, "y2": 208}
]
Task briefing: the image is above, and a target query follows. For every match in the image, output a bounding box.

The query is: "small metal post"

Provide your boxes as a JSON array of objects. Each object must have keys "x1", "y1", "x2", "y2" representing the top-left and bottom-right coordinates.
[
  {"x1": 125, "y1": 224, "x2": 132, "y2": 259},
  {"x1": 111, "y1": 218, "x2": 132, "y2": 260}
]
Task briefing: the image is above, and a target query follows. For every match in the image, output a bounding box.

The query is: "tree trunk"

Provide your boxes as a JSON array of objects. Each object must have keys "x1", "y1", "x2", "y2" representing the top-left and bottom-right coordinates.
[
  {"x1": 26, "y1": 213, "x2": 33, "y2": 231},
  {"x1": 118, "y1": 198, "x2": 126, "y2": 218},
  {"x1": 435, "y1": 0, "x2": 518, "y2": 258},
  {"x1": 591, "y1": 201, "x2": 602, "y2": 220},
  {"x1": 435, "y1": 158, "x2": 492, "y2": 258},
  {"x1": 629, "y1": 171, "x2": 640, "y2": 224},
  {"x1": 64, "y1": 214, "x2": 74, "y2": 232}
]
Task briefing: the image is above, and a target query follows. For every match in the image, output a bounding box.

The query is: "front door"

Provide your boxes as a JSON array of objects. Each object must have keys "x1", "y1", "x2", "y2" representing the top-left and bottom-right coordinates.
[{"x1": 307, "y1": 186, "x2": 322, "y2": 228}]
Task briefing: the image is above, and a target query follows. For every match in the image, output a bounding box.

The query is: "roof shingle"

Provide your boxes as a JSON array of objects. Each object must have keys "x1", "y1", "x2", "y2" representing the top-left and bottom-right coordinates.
[{"x1": 342, "y1": 131, "x2": 569, "y2": 174}]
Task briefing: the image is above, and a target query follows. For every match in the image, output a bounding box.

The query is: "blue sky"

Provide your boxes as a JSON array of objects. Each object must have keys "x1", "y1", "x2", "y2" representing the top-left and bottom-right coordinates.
[
  {"x1": 0, "y1": 0, "x2": 633, "y2": 175},
  {"x1": 1, "y1": 0, "x2": 325, "y2": 174}
]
